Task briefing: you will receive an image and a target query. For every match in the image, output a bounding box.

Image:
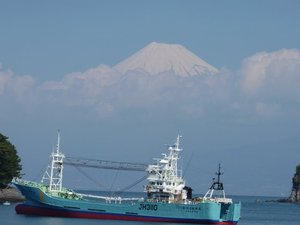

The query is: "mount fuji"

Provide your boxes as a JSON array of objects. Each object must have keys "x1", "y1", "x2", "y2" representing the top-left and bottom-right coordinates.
[{"x1": 114, "y1": 42, "x2": 219, "y2": 77}]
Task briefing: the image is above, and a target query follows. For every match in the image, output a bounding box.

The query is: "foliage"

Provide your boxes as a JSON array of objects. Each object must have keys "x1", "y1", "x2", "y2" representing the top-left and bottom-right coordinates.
[
  {"x1": 292, "y1": 164, "x2": 300, "y2": 185},
  {"x1": 296, "y1": 164, "x2": 300, "y2": 176},
  {"x1": 0, "y1": 133, "x2": 22, "y2": 188}
]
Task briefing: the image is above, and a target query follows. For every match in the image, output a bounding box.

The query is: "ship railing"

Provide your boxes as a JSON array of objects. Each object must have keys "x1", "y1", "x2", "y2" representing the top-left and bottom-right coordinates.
[
  {"x1": 13, "y1": 178, "x2": 48, "y2": 189},
  {"x1": 79, "y1": 193, "x2": 144, "y2": 204},
  {"x1": 203, "y1": 197, "x2": 233, "y2": 204}
]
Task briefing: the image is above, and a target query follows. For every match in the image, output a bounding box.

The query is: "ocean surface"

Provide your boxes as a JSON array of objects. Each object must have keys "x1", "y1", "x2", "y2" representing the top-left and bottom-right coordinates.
[{"x1": 1, "y1": 195, "x2": 300, "y2": 225}]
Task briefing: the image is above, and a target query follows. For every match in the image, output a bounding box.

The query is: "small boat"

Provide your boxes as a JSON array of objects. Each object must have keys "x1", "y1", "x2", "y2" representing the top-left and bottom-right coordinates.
[
  {"x1": 3, "y1": 201, "x2": 11, "y2": 205},
  {"x1": 13, "y1": 132, "x2": 241, "y2": 224}
]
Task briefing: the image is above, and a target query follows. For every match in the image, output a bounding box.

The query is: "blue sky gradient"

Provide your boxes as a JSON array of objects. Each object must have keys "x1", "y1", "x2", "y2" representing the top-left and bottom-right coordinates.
[{"x1": 1, "y1": 0, "x2": 300, "y2": 196}]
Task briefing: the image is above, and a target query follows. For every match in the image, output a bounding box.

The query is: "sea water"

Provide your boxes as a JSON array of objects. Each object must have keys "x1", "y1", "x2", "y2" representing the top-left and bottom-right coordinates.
[{"x1": 1, "y1": 196, "x2": 300, "y2": 225}]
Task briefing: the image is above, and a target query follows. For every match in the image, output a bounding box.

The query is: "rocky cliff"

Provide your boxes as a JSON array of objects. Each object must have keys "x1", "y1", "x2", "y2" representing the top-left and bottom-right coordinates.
[
  {"x1": 288, "y1": 164, "x2": 300, "y2": 202},
  {"x1": 0, "y1": 187, "x2": 25, "y2": 203}
]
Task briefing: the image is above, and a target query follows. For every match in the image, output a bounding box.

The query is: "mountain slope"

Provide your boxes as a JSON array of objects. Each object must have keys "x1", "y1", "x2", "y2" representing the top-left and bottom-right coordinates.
[{"x1": 114, "y1": 42, "x2": 219, "y2": 77}]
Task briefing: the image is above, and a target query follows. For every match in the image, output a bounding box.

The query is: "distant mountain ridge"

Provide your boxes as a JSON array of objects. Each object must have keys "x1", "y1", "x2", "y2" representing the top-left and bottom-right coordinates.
[{"x1": 114, "y1": 42, "x2": 219, "y2": 77}]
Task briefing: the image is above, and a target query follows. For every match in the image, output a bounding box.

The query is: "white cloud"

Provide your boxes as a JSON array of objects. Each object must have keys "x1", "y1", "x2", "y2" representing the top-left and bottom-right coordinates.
[
  {"x1": 237, "y1": 48, "x2": 300, "y2": 118},
  {"x1": 35, "y1": 65, "x2": 229, "y2": 118},
  {"x1": 39, "y1": 65, "x2": 121, "y2": 111},
  {"x1": 240, "y1": 49, "x2": 300, "y2": 97},
  {"x1": 1, "y1": 48, "x2": 300, "y2": 120},
  {"x1": 12, "y1": 75, "x2": 36, "y2": 99},
  {"x1": 41, "y1": 64, "x2": 119, "y2": 92},
  {"x1": 0, "y1": 66, "x2": 36, "y2": 104},
  {"x1": 0, "y1": 65, "x2": 13, "y2": 94},
  {"x1": 32, "y1": 60, "x2": 224, "y2": 117}
]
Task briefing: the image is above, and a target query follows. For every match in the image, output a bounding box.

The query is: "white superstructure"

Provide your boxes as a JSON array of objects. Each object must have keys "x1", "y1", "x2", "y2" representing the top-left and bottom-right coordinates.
[{"x1": 145, "y1": 135, "x2": 190, "y2": 203}]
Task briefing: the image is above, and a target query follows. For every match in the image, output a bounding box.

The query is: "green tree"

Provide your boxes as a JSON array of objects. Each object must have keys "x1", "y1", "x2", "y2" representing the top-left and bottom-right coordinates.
[
  {"x1": 296, "y1": 165, "x2": 300, "y2": 176},
  {"x1": 295, "y1": 164, "x2": 300, "y2": 185},
  {"x1": 0, "y1": 133, "x2": 22, "y2": 188}
]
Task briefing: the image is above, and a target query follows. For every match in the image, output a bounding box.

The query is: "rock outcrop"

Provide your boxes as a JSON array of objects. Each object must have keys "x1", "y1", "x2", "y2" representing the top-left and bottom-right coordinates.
[
  {"x1": 0, "y1": 187, "x2": 25, "y2": 203},
  {"x1": 288, "y1": 164, "x2": 300, "y2": 202}
]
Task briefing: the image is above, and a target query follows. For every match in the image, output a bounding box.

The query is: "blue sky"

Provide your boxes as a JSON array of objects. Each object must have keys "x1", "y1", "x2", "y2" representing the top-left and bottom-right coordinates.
[
  {"x1": 1, "y1": 0, "x2": 299, "y2": 78},
  {"x1": 1, "y1": 0, "x2": 300, "y2": 196}
]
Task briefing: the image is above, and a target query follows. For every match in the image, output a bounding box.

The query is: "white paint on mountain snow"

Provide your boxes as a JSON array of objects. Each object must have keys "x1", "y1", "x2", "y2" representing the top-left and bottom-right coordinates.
[{"x1": 114, "y1": 42, "x2": 219, "y2": 77}]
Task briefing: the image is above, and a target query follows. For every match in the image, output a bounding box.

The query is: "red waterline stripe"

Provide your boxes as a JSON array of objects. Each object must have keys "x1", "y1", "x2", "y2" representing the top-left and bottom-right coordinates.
[{"x1": 15, "y1": 204, "x2": 237, "y2": 225}]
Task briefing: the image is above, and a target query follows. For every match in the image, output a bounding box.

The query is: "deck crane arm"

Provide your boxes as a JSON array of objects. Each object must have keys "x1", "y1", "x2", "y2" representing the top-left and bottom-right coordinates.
[{"x1": 64, "y1": 156, "x2": 148, "y2": 172}]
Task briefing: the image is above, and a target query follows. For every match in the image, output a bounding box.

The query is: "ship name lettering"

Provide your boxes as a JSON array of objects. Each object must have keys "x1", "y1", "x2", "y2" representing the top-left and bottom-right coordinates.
[{"x1": 139, "y1": 204, "x2": 157, "y2": 211}]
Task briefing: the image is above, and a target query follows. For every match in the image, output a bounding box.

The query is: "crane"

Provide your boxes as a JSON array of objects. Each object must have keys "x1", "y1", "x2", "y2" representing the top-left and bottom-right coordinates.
[{"x1": 64, "y1": 156, "x2": 148, "y2": 172}]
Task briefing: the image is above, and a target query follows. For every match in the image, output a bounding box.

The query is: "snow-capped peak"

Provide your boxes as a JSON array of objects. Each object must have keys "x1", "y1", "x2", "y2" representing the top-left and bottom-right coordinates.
[{"x1": 114, "y1": 42, "x2": 219, "y2": 77}]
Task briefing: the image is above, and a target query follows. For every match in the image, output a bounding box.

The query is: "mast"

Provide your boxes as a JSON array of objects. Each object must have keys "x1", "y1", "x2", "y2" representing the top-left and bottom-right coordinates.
[
  {"x1": 204, "y1": 163, "x2": 226, "y2": 200},
  {"x1": 215, "y1": 163, "x2": 224, "y2": 191},
  {"x1": 49, "y1": 130, "x2": 65, "y2": 192},
  {"x1": 170, "y1": 134, "x2": 182, "y2": 178}
]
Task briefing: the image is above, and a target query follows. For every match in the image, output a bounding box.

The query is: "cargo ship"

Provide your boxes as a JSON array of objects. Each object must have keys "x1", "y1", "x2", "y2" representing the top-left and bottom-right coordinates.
[{"x1": 13, "y1": 133, "x2": 241, "y2": 224}]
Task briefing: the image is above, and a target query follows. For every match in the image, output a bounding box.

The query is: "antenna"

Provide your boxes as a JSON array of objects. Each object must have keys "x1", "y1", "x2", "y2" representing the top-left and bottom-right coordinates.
[
  {"x1": 215, "y1": 163, "x2": 224, "y2": 190},
  {"x1": 56, "y1": 129, "x2": 60, "y2": 154}
]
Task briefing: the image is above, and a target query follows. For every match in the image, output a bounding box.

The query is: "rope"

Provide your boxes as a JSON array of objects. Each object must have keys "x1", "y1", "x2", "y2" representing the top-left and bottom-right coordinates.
[
  {"x1": 68, "y1": 165, "x2": 148, "y2": 196},
  {"x1": 72, "y1": 165, "x2": 110, "y2": 191},
  {"x1": 34, "y1": 159, "x2": 51, "y2": 182},
  {"x1": 183, "y1": 153, "x2": 194, "y2": 177},
  {"x1": 112, "y1": 173, "x2": 148, "y2": 196},
  {"x1": 109, "y1": 170, "x2": 120, "y2": 192}
]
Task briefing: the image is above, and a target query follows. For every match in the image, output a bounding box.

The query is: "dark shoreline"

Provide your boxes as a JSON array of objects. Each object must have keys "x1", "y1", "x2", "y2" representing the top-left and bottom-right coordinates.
[
  {"x1": 264, "y1": 198, "x2": 300, "y2": 204},
  {"x1": 0, "y1": 187, "x2": 25, "y2": 203}
]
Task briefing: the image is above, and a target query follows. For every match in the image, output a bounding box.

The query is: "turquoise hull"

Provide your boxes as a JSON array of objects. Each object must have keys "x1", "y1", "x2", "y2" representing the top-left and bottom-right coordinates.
[{"x1": 14, "y1": 181, "x2": 241, "y2": 224}]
